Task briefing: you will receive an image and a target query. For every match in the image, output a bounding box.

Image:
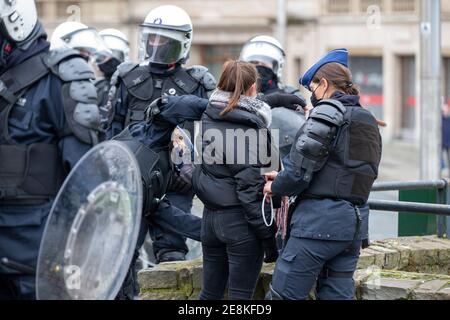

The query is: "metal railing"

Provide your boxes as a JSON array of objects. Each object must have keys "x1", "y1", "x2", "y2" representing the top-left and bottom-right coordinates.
[{"x1": 368, "y1": 179, "x2": 450, "y2": 238}]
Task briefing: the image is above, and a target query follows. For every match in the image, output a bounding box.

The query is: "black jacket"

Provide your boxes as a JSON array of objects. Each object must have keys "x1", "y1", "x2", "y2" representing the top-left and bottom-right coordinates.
[{"x1": 192, "y1": 91, "x2": 278, "y2": 240}]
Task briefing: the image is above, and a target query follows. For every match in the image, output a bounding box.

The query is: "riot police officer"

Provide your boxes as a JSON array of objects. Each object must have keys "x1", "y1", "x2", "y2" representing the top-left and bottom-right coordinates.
[
  {"x1": 114, "y1": 95, "x2": 208, "y2": 300},
  {"x1": 0, "y1": 0, "x2": 100, "y2": 299},
  {"x1": 264, "y1": 49, "x2": 383, "y2": 300},
  {"x1": 241, "y1": 35, "x2": 307, "y2": 158},
  {"x1": 108, "y1": 5, "x2": 216, "y2": 263},
  {"x1": 240, "y1": 35, "x2": 300, "y2": 96},
  {"x1": 50, "y1": 21, "x2": 110, "y2": 62},
  {"x1": 95, "y1": 29, "x2": 130, "y2": 111}
]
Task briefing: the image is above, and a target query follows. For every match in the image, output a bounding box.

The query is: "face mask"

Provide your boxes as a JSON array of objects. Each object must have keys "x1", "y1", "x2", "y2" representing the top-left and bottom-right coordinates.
[
  {"x1": 256, "y1": 65, "x2": 278, "y2": 93},
  {"x1": 98, "y1": 57, "x2": 121, "y2": 78},
  {"x1": 310, "y1": 83, "x2": 326, "y2": 107}
]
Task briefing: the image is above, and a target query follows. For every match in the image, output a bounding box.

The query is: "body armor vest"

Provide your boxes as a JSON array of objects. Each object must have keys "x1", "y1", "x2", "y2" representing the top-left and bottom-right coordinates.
[
  {"x1": 0, "y1": 49, "x2": 98, "y2": 204},
  {"x1": 301, "y1": 105, "x2": 382, "y2": 206},
  {"x1": 120, "y1": 65, "x2": 203, "y2": 127},
  {"x1": 0, "y1": 52, "x2": 65, "y2": 204}
]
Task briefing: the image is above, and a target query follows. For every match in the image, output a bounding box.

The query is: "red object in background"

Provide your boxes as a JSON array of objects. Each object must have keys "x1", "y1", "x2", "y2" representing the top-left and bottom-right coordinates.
[
  {"x1": 406, "y1": 96, "x2": 416, "y2": 108},
  {"x1": 360, "y1": 94, "x2": 383, "y2": 106},
  {"x1": 359, "y1": 94, "x2": 420, "y2": 108}
]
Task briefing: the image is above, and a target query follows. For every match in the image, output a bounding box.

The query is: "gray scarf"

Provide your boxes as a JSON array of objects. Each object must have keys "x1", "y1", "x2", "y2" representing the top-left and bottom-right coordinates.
[{"x1": 209, "y1": 89, "x2": 272, "y2": 127}]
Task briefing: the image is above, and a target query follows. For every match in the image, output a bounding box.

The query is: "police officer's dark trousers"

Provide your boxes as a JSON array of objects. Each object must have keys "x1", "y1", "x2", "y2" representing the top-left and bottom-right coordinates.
[
  {"x1": 0, "y1": 202, "x2": 51, "y2": 300},
  {"x1": 149, "y1": 192, "x2": 193, "y2": 257},
  {"x1": 271, "y1": 237, "x2": 362, "y2": 300}
]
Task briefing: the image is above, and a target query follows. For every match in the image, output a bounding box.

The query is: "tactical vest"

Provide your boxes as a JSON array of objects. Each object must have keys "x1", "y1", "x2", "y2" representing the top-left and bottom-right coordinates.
[
  {"x1": 113, "y1": 128, "x2": 171, "y2": 216},
  {"x1": 301, "y1": 105, "x2": 382, "y2": 206},
  {"x1": 119, "y1": 65, "x2": 205, "y2": 127},
  {"x1": 0, "y1": 49, "x2": 98, "y2": 204}
]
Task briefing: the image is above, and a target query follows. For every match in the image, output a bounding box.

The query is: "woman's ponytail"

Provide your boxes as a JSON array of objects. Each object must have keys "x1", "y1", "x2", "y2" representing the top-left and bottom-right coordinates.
[{"x1": 217, "y1": 60, "x2": 258, "y2": 116}]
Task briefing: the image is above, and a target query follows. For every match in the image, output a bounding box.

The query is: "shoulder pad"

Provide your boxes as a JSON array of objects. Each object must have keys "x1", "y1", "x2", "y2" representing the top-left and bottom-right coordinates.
[
  {"x1": 58, "y1": 56, "x2": 95, "y2": 82},
  {"x1": 69, "y1": 80, "x2": 98, "y2": 104},
  {"x1": 187, "y1": 65, "x2": 217, "y2": 91},
  {"x1": 62, "y1": 79, "x2": 101, "y2": 144},
  {"x1": 45, "y1": 48, "x2": 81, "y2": 67},
  {"x1": 117, "y1": 61, "x2": 139, "y2": 78},
  {"x1": 283, "y1": 85, "x2": 300, "y2": 95},
  {"x1": 310, "y1": 99, "x2": 346, "y2": 126}
]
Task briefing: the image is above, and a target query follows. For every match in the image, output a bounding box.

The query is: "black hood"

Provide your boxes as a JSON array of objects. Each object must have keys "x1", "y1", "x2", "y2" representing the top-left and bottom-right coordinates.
[
  {"x1": 256, "y1": 65, "x2": 280, "y2": 94},
  {"x1": 330, "y1": 91, "x2": 362, "y2": 107}
]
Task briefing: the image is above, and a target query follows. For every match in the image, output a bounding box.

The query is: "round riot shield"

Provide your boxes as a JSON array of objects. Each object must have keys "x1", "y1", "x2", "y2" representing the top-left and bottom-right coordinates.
[
  {"x1": 36, "y1": 141, "x2": 142, "y2": 300},
  {"x1": 270, "y1": 107, "x2": 306, "y2": 158}
]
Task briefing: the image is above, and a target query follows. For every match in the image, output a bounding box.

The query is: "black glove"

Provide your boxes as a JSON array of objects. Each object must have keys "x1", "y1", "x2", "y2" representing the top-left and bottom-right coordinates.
[
  {"x1": 145, "y1": 96, "x2": 168, "y2": 122},
  {"x1": 169, "y1": 163, "x2": 194, "y2": 195},
  {"x1": 261, "y1": 92, "x2": 307, "y2": 110},
  {"x1": 262, "y1": 238, "x2": 279, "y2": 263}
]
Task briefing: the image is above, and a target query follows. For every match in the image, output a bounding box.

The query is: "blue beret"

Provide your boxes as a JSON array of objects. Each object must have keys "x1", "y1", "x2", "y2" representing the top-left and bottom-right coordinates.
[{"x1": 300, "y1": 48, "x2": 349, "y2": 90}]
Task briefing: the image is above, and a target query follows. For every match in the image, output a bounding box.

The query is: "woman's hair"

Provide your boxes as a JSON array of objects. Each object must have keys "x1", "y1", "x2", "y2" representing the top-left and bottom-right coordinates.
[
  {"x1": 217, "y1": 60, "x2": 258, "y2": 116},
  {"x1": 312, "y1": 62, "x2": 360, "y2": 96}
]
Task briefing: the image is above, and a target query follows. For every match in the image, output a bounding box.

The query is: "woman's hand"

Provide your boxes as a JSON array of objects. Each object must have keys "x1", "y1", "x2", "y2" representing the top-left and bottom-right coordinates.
[
  {"x1": 263, "y1": 238, "x2": 279, "y2": 263},
  {"x1": 263, "y1": 181, "x2": 273, "y2": 196}
]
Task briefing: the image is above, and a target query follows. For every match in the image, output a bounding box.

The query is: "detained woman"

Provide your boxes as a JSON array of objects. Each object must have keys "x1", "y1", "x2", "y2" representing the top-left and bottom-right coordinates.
[{"x1": 192, "y1": 61, "x2": 303, "y2": 300}]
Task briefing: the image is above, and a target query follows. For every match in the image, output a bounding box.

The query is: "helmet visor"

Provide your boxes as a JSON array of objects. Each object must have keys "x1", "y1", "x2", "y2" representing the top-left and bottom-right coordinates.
[
  {"x1": 139, "y1": 26, "x2": 185, "y2": 64},
  {"x1": 240, "y1": 41, "x2": 285, "y2": 76},
  {"x1": 63, "y1": 28, "x2": 110, "y2": 58},
  {"x1": 101, "y1": 35, "x2": 129, "y2": 62}
]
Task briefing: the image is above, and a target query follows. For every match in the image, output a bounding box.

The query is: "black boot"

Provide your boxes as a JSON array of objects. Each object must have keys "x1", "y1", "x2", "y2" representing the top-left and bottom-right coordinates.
[{"x1": 156, "y1": 250, "x2": 186, "y2": 263}]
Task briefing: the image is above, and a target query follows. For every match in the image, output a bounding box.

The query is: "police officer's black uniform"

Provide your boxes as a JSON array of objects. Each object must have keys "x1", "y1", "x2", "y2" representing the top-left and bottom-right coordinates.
[
  {"x1": 0, "y1": 23, "x2": 100, "y2": 299},
  {"x1": 268, "y1": 91, "x2": 382, "y2": 300}
]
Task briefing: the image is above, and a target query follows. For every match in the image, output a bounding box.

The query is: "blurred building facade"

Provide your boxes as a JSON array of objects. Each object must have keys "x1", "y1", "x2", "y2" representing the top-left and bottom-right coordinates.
[{"x1": 36, "y1": 0, "x2": 450, "y2": 142}]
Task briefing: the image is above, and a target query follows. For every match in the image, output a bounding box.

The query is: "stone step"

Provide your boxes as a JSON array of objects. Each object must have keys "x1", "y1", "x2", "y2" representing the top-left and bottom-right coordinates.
[{"x1": 138, "y1": 236, "x2": 450, "y2": 300}]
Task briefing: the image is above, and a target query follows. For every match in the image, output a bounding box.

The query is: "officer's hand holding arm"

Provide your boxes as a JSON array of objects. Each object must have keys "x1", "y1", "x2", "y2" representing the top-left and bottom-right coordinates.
[
  {"x1": 152, "y1": 95, "x2": 209, "y2": 125},
  {"x1": 260, "y1": 92, "x2": 307, "y2": 111},
  {"x1": 265, "y1": 171, "x2": 279, "y2": 182},
  {"x1": 269, "y1": 157, "x2": 311, "y2": 197}
]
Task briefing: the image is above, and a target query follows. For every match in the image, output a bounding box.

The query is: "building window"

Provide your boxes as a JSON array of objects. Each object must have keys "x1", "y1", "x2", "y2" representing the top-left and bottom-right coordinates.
[
  {"x1": 199, "y1": 45, "x2": 242, "y2": 80},
  {"x1": 400, "y1": 56, "x2": 416, "y2": 140},
  {"x1": 392, "y1": 0, "x2": 416, "y2": 13},
  {"x1": 36, "y1": 0, "x2": 45, "y2": 17},
  {"x1": 360, "y1": 0, "x2": 384, "y2": 13},
  {"x1": 349, "y1": 57, "x2": 384, "y2": 120},
  {"x1": 327, "y1": 0, "x2": 351, "y2": 14}
]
